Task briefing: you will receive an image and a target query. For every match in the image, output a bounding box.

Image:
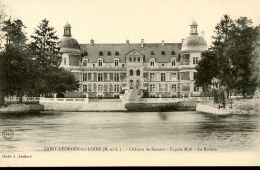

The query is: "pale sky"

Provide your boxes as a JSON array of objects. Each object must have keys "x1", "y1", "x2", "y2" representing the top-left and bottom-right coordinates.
[{"x1": 2, "y1": 0, "x2": 260, "y2": 46}]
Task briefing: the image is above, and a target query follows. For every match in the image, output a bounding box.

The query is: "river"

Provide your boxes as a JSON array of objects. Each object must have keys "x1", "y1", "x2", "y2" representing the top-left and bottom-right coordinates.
[{"x1": 0, "y1": 111, "x2": 260, "y2": 153}]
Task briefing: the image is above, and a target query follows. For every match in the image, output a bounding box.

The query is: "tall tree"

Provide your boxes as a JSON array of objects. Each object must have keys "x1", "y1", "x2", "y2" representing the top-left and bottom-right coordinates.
[
  {"x1": 30, "y1": 18, "x2": 61, "y2": 67},
  {"x1": 0, "y1": 0, "x2": 6, "y2": 105},
  {"x1": 195, "y1": 14, "x2": 259, "y2": 100},
  {"x1": 29, "y1": 19, "x2": 79, "y2": 96},
  {"x1": 0, "y1": 0, "x2": 6, "y2": 49},
  {"x1": 1, "y1": 18, "x2": 30, "y2": 104}
]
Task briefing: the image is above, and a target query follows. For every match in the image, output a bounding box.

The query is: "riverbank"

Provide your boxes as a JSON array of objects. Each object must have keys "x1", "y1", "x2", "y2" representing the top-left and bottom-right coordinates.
[
  {"x1": 0, "y1": 104, "x2": 44, "y2": 113},
  {"x1": 197, "y1": 98, "x2": 260, "y2": 115}
]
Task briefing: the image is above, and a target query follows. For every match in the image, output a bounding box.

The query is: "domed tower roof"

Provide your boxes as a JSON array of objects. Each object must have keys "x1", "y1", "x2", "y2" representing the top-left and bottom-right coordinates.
[
  {"x1": 59, "y1": 22, "x2": 81, "y2": 54},
  {"x1": 180, "y1": 20, "x2": 208, "y2": 53},
  {"x1": 64, "y1": 22, "x2": 71, "y2": 28}
]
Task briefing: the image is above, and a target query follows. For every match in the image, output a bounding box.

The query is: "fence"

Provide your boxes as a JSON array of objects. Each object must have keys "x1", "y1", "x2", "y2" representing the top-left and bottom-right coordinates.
[{"x1": 39, "y1": 98, "x2": 89, "y2": 103}]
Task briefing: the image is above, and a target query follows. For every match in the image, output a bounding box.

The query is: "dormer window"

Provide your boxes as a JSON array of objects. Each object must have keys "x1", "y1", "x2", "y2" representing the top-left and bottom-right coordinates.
[
  {"x1": 149, "y1": 58, "x2": 155, "y2": 66},
  {"x1": 171, "y1": 51, "x2": 175, "y2": 55},
  {"x1": 161, "y1": 51, "x2": 165, "y2": 55},
  {"x1": 99, "y1": 51, "x2": 103, "y2": 56},
  {"x1": 171, "y1": 59, "x2": 176, "y2": 66},
  {"x1": 114, "y1": 59, "x2": 119, "y2": 66},
  {"x1": 98, "y1": 59, "x2": 103, "y2": 66},
  {"x1": 84, "y1": 51, "x2": 88, "y2": 56},
  {"x1": 107, "y1": 51, "x2": 111, "y2": 56},
  {"x1": 82, "y1": 59, "x2": 88, "y2": 66},
  {"x1": 151, "y1": 51, "x2": 155, "y2": 55},
  {"x1": 115, "y1": 51, "x2": 119, "y2": 56}
]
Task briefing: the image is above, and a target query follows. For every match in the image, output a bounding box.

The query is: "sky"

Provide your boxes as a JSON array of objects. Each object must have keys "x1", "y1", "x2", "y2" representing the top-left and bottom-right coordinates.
[{"x1": 1, "y1": 0, "x2": 260, "y2": 46}]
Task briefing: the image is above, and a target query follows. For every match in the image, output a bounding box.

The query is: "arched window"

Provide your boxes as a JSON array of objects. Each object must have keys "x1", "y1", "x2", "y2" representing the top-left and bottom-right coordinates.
[
  {"x1": 115, "y1": 51, "x2": 119, "y2": 56},
  {"x1": 114, "y1": 59, "x2": 119, "y2": 66},
  {"x1": 137, "y1": 57, "x2": 140, "y2": 62},
  {"x1": 136, "y1": 69, "x2": 140, "y2": 76},
  {"x1": 161, "y1": 51, "x2": 165, "y2": 55},
  {"x1": 151, "y1": 51, "x2": 155, "y2": 55},
  {"x1": 130, "y1": 69, "x2": 134, "y2": 76},
  {"x1": 98, "y1": 59, "x2": 103, "y2": 66},
  {"x1": 129, "y1": 57, "x2": 132, "y2": 62},
  {"x1": 99, "y1": 51, "x2": 103, "y2": 56},
  {"x1": 171, "y1": 59, "x2": 176, "y2": 66},
  {"x1": 84, "y1": 51, "x2": 88, "y2": 56},
  {"x1": 107, "y1": 51, "x2": 111, "y2": 56},
  {"x1": 171, "y1": 51, "x2": 175, "y2": 55}
]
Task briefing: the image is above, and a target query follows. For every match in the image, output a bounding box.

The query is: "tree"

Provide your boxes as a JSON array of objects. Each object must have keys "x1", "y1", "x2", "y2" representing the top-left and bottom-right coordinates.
[
  {"x1": 0, "y1": 0, "x2": 6, "y2": 106},
  {"x1": 195, "y1": 14, "x2": 259, "y2": 101},
  {"x1": 0, "y1": 0, "x2": 6, "y2": 49},
  {"x1": 1, "y1": 18, "x2": 30, "y2": 103},
  {"x1": 30, "y1": 18, "x2": 61, "y2": 67},
  {"x1": 225, "y1": 17, "x2": 259, "y2": 96},
  {"x1": 29, "y1": 19, "x2": 79, "y2": 97}
]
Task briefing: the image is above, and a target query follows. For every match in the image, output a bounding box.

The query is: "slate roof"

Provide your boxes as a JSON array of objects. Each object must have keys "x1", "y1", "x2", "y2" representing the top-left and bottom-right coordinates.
[{"x1": 79, "y1": 43, "x2": 182, "y2": 63}]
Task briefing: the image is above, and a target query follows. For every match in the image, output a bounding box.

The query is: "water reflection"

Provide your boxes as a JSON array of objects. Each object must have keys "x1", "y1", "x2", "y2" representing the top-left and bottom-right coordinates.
[{"x1": 0, "y1": 111, "x2": 259, "y2": 153}]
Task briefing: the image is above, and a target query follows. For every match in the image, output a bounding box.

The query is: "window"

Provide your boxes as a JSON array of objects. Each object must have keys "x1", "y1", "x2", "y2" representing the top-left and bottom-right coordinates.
[
  {"x1": 136, "y1": 70, "x2": 140, "y2": 76},
  {"x1": 114, "y1": 84, "x2": 120, "y2": 92},
  {"x1": 114, "y1": 73, "x2": 119, "y2": 81},
  {"x1": 83, "y1": 73, "x2": 88, "y2": 81},
  {"x1": 193, "y1": 57, "x2": 199, "y2": 64},
  {"x1": 129, "y1": 58, "x2": 132, "y2": 62},
  {"x1": 115, "y1": 51, "x2": 119, "y2": 56},
  {"x1": 171, "y1": 51, "x2": 175, "y2": 55},
  {"x1": 122, "y1": 64, "x2": 124, "y2": 67},
  {"x1": 98, "y1": 59, "x2": 103, "y2": 66},
  {"x1": 63, "y1": 58, "x2": 66, "y2": 65},
  {"x1": 114, "y1": 59, "x2": 119, "y2": 66},
  {"x1": 151, "y1": 51, "x2": 154, "y2": 55},
  {"x1": 98, "y1": 73, "x2": 103, "y2": 81},
  {"x1": 172, "y1": 84, "x2": 177, "y2": 92},
  {"x1": 99, "y1": 51, "x2": 103, "y2": 56},
  {"x1": 150, "y1": 73, "x2": 155, "y2": 81},
  {"x1": 172, "y1": 59, "x2": 176, "y2": 66},
  {"x1": 83, "y1": 85, "x2": 88, "y2": 92},
  {"x1": 84, "y1": 51, "x2": 88, "y2": 56},
  {"x1": 162, "y1": 64, "x2": 164, "y2": 67},
  {"x1": 130, "y1": 70, "x2": 133, "y2": 76},
  {"x1": 161, "y1": 73, "x2": 166, "y2": 81},
  {"x1": 107, "y1": 51, "x2": 111, "y2": 56},
  {"x1": 134, "y1": 58, "x2": 136, "y2": 62},
  {"x1": 171, "y1": 73, "x2": 177, "y2": 81},
  {"x1": 194, "y1": 85, "x2": 199, "y2": 92},
  {"x1": 150, "y1": 84, "x2": 156, "y2": 92},
  {"x1": 98, "y1": 85, "x2": 103, "y2": 92},
  {"x1": 138, "y1": 57, "x2": 140, "y2": 62},
  {"x1": 82, "y1": 60, "x2": 87, "y2": 66},
  {"x1": 161, "y1": 51, "x2": 165, "y2": 55},
  {"x1": 150, "y1": 61, "x2": 154, "y2": 66}
]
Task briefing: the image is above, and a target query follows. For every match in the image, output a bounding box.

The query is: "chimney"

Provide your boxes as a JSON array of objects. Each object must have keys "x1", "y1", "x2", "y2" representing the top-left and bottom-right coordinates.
[
  {"x1": 126, "y1": 39, "x2": 129, "y2": 45},
  {"x1": 141, "y1": 39, "x2": 144, "y2": 48},
  {"x1": 162, "y1": 40, "x2": 165, "y2": 46},
  {"x1": 90, "y1": 39, "x2": 94, "y2": 46},
  {"x1": 201, "y1": 31, "x2": 205, "y2": 39}
]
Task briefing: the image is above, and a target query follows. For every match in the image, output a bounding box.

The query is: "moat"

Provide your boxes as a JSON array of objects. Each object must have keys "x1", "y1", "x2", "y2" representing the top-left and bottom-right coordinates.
[{"x1": 0, "y1": 111, "x2": 259, "y2": 153}]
